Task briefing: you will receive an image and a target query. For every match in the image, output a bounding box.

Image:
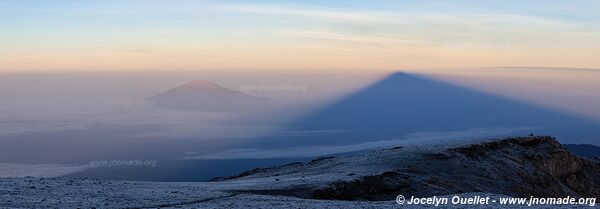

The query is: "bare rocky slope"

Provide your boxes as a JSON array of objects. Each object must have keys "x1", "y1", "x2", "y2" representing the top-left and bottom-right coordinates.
[
  {"x1": 216, "y1": 136, "x2": 600, "y2": 201},
  {"x1": 2, "y1": 136, "x2": 599, "y2": 208}
]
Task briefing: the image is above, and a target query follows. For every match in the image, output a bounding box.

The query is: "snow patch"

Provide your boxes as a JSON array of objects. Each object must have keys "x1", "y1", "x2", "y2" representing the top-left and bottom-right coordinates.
[{"x1": 185, "y1": 127, "x2": 534, "y2": 159}]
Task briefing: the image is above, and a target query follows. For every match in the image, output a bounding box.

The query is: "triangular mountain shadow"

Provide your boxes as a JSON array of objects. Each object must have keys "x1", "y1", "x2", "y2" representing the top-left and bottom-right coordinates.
[{"x1": 284, "y1": 72, "x2": 599, "y2": 145}]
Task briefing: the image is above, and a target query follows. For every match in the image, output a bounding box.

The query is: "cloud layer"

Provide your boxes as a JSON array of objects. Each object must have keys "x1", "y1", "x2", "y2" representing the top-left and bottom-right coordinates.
[{"x1": 0, "y1": 163, "x2": 89, "y2": 178}]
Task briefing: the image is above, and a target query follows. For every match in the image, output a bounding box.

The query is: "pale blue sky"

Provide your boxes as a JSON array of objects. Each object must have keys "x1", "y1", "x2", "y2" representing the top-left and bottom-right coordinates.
[{"x1": 1, "y1": 0, "x2": 599, "y2": 72}]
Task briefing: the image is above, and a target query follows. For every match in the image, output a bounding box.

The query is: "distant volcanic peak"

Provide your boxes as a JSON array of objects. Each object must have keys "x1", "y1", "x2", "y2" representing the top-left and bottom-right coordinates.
[
  {"x1": 151, "y1": 79, "x2": 277, "y2": 112},
  {"x1": 182, "y1": 79, "x2": 223, "y2": 90}
]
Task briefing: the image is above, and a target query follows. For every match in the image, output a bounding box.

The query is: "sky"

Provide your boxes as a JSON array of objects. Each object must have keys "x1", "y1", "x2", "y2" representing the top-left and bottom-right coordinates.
[{"x1": 1, "y1": 0, "x2": 599, "y2": 72}]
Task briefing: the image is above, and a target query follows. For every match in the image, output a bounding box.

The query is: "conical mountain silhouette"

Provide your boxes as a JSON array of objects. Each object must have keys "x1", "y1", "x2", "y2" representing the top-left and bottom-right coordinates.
[
  {"x1": 151, "y1": 80, "x2": 275, "y2": 112},
  {"x1": 289, "y1": 72, "x2": 599, "y2": 144}
]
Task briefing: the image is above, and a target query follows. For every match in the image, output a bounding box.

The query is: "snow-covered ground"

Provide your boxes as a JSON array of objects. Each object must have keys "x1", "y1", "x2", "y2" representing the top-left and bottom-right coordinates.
[{"x1": 0, "y1": 177, "x2": 592, "y2": 208}]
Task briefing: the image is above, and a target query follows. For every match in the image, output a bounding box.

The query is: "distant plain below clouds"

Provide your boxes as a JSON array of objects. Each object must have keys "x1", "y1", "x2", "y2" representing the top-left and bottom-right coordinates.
[
  {"x1": 0, "y1": 163, "x2": 89, "y2": 178},
  {"x1": 183, "y1": 127, "x2": 535, "y2": 160}
]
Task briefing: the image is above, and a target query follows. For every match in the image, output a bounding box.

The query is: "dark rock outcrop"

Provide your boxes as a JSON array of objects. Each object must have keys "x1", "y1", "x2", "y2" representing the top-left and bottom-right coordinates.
[{"x1": 311, "y1": 136, "x2": 600, "y2": 200}]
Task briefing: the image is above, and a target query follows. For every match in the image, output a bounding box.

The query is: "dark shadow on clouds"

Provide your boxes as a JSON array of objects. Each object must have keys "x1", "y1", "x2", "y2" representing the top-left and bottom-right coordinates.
[{"x1": 281, "y1": 72, "x2": 599, "y2": 146}]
